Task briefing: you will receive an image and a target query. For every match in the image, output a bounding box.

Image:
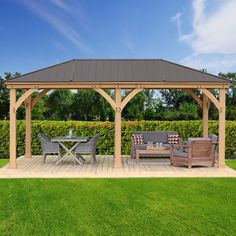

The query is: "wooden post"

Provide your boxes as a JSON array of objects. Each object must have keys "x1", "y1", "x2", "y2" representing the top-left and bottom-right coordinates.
[
  {"x1": 114, "y1": 88, "x2": 122, "y2": 168},
  {"x1": 202, "y1": 94, "x2": 209, "y2": 138},
  {"x1": 9, "y1": 89, "x2": 17, "y2": 169},
  {"x1": 218, "y1": 88, "x2": 226, "y2": 167},
  {"x1": 25, "y1": 96, "x2": 32, "y2": 159}
]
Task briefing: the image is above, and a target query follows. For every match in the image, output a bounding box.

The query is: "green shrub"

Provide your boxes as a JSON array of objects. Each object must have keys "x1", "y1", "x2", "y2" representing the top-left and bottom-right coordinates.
[{"x1": 0, "y1": 120, "x2": 236, "y2": 159}]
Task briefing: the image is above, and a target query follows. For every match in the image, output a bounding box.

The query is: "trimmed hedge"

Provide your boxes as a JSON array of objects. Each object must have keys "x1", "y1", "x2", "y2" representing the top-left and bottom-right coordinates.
[{"x1": 0, "y1": 120, "x2": 236, "y2": 159}]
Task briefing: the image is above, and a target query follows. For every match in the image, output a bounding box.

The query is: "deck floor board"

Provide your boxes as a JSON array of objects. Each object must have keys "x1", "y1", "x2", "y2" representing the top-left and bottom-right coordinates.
[{"x1": 1, "y1": 155, "x2": 236, "y2": 178}]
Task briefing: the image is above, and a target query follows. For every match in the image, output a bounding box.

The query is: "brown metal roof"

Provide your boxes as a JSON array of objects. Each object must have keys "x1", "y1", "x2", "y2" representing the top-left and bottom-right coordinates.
[{"x1": 5, "y1": 59, "x2": 229, "y2": 84}]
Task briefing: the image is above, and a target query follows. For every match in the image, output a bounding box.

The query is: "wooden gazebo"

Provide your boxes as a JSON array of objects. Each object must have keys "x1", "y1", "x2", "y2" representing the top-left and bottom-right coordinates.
[{"x1": 5, "y1": 59, "x2": 230, "y2": 169}]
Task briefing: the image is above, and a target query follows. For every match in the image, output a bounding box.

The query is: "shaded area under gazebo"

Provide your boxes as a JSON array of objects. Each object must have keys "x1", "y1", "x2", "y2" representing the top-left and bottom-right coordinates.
[{"x1": 5, "y1": 59, "x2": 230, "y2": 169}]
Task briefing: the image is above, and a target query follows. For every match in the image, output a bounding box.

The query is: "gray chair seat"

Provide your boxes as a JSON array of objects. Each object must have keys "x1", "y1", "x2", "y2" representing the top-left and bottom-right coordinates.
[
  {"x1": 38, "y1": 133, "x2": 61, "y2": 164},
  {"x1": 75, "y1": 133, "x2": 100, "y2": 164},
  {"x1": 173, "y1": 150, "x2": 188, "y2": 158}
]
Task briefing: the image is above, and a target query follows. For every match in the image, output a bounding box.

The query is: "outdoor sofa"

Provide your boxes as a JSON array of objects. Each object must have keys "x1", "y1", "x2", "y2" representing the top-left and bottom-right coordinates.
[{"x1": 131, "y1": 131, "x2": 180, "y2": 159}]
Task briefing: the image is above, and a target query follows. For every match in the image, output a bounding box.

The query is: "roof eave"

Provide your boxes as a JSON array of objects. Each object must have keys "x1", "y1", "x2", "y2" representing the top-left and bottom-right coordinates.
[{"x1": 5, "y1": 81, "x2": 230, "y2": 89}]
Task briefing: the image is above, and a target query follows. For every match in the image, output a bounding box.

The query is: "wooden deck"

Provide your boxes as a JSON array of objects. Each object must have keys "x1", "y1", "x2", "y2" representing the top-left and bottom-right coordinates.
[{"x1": 0, "y1": 155, "x2": 236, "y2": 178}]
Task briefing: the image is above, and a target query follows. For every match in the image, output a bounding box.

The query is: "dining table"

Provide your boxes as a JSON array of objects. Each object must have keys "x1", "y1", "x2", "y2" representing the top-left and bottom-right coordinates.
[{"x1": 51, "y1": 136, "x2": 89, "y2": 165}]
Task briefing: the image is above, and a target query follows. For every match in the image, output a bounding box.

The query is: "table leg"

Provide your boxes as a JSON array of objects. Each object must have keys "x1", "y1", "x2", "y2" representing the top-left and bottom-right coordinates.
[{"x1": 56, "y1": 142, "x2": 83, "y2": 165}]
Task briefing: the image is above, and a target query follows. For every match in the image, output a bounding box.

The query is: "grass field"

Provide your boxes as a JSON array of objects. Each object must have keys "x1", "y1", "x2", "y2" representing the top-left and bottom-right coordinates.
[
  {"x1": 0, "y1": 159, "x2": 8, "y2": 168},
  {"x1": 0, "y1": 178, "x2": 236, "y2": 236},
  {"x1": 226, "y1": 160, "x2": 236, "y2": 170}
]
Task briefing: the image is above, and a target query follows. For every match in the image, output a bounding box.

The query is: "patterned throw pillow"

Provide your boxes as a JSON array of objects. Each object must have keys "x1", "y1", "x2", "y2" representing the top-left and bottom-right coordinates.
[
  {"x1": 168, "y1": 133, "x2": 179, "y2": 144},
  {"x1": 133, "y1": 134, "x2": 144, "y2": 145}
]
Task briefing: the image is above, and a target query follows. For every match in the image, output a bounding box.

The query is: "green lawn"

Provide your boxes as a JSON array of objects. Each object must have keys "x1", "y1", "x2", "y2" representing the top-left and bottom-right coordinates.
[
  {"x1": 0, "y1": 178, "x2": 236, "y2": 236},
  {"x1": 0, "y1": 159, "x2": 8, "y2": 168},
  {"x1": 226, "y1": 160, "x2": 236, "y2": 170}
]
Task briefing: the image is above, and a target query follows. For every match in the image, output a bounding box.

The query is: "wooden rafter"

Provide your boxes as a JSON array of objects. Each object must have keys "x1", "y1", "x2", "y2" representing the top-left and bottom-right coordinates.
[
  {"x1": 94, "y1": 88, "x2": 116, "y2": 109},
  {"x1": 14, "y1": 89, "x2": 36, "y2": 111},
  {"x1": 121, "y1": 89, "x2": 142, "y2": 111},
  {"x1": 199, "y1": 89, "x2": 220, "y2": 110},
  {"x1": 31, "y1": 89, "x2": 50, "y2": 108},
  {"x1": 202, "y1": 94, "x2": 209, "y2": 138},
  {"x1": 183, "y1": 89, "x2": 203, "y2": 109}
]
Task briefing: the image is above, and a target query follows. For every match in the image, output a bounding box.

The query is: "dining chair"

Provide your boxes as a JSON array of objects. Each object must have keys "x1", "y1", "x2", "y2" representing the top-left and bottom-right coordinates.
[
  {"x1": 74, "y1": 133, "x2": 100, "y2": 164},
  {"x1": 38, "y1": 133, "x2": 61, "y2": 164}
]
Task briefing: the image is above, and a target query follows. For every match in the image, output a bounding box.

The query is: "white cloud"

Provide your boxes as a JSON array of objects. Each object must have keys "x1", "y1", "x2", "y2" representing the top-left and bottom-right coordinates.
[
  {"x1": 21, "y1": 0, "x2": 90, "y2": 53},
  {"x1": 181, "y1": 53, "x2": 236, "y2": 74},
  {"x1": 171, "y1": 12, "x2": 182, "y2": 38},
  {"x1": 183, "y1": 0, "x2": 236, "y2": 54},
  {"x1": 50, "y1": 0, "x2": 72, "y2": 12},
  {"x1": 125, "y1": 41, "x2": 134, "y2": 51},
  {"x1": 172, "y1": 0, "x2": 236, "y2": 73}
]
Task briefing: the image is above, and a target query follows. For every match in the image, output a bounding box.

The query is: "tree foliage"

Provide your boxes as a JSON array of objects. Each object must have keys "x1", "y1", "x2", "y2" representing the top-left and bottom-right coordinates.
[
  {"x1": 0, "y1": 71, "x2": 236, "y2": 121},
  {"x1": 219, "y1": 72, "x2": 236, "y2": 120}
]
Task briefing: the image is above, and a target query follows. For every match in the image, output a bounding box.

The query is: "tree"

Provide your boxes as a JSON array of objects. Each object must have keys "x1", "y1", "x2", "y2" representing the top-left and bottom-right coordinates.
[
  {"x1": 71, "y1": 90, "x2": 111, "y2": 121},
  {"x1": 31, "y1": 92, "x2": 47, "y2": 120},
  {"x1": 219, "y1": 72, "x2": 236, "y2": 120},
  {"x1": 178, "y1": 102, "x2": 199, "y2": 120},
  {"x1": 159, "y1": 89, "x2": 197, "y2": 108},
  {"x1": 45, "y1": 90, "x2": 74, "y2": 120},
  {"x1": 122, "y1": 90, "x2": 145, "y2": 120},
  {"x1": 0, "y1": 75, "x2": 9, "y2": 119},
  {"x1": 143, "y1": 89, "x2": 156, "y2": 108},
  {"x1": 0, "y1": 72, "x2": 24, "y2": 120},
  {"x1": 143, "y1": 108, "x2": 157, "y2": 120}
]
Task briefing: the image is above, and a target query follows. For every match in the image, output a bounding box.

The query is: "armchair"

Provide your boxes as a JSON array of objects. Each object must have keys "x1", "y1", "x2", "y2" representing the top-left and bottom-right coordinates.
[{"x1": 170, "y1": 138, "x2": 214, "y2": 168}]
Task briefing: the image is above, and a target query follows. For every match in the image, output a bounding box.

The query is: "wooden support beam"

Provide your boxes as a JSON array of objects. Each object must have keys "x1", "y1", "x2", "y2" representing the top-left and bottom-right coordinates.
[
  {"x1": 184, "y1": 89, "x2": 203, "y2": 108},
  {"x1": 93, "y1": 88, "x2": 123, "y2": 168},
  {"x1": 6, "y1": 82, "x2": 230, "y2": 89},
  {"x1": 120, "y1": 88, "x2": 142, "y2": 110},
  {"x1": 218, "y1": 88, "x2": 226, "y2": 167},
  {"x1": 9, "y1": 89, "x2": 17, "y2": 169},
  {"x1": 15, "y1": 88, "x2": 36, "y2": 111},
  {"x1": 25, "y1": 96, "x2": 32, "y2": 159},
  {"x1": 199, "y1": 89, "x2": 220, "y2": 110},
  {"x1": 31, "y1": 89, "x2": 50, "y2": 108},
  {"x1": 94, "y1": 88, "x2": 116, "y2": 109},
  {"x1": 202, "y1": 94, "x2": 209, "y2": 138},
  {"x1": 114, "y1": 88, "x2": 122, "y2": 168}
]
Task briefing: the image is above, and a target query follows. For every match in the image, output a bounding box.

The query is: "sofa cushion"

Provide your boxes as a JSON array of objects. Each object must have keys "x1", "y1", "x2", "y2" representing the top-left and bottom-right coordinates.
[
  {"x1": 168, "y1": 133, "x2": 180, "y2": 144},
  {"x1": 132, "y1": 134, "x2": 144, "y2": 145},
  {"x1": 187, "y1": 138, "x2": 211, "y2": 145},
  {"x1": 133, "y1": 131, "x2": 177, "y2": 144},
  {"x1": 142, "y1": 132, "x2": 160, "y2": 143},
  {"x1": 134, "y1": 144, "x2": 148, "y2": 150},
  {"x1": 134, "y1": 131, "x2": 177, "y2": 144},
  {"x1": 208, "y1": 134, "x2": 218, "y2": 142}
]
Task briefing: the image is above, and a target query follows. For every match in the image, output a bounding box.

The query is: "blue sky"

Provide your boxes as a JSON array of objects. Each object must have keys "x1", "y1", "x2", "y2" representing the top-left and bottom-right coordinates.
[{"x1": 1, "y1": 0, "x2": 236, "y2": 76}]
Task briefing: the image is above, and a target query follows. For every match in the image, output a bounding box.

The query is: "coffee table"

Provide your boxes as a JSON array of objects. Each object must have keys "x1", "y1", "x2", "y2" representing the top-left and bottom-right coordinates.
[{"x1": 135, "y1": 147, "x2": 170, "y2": 163}]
